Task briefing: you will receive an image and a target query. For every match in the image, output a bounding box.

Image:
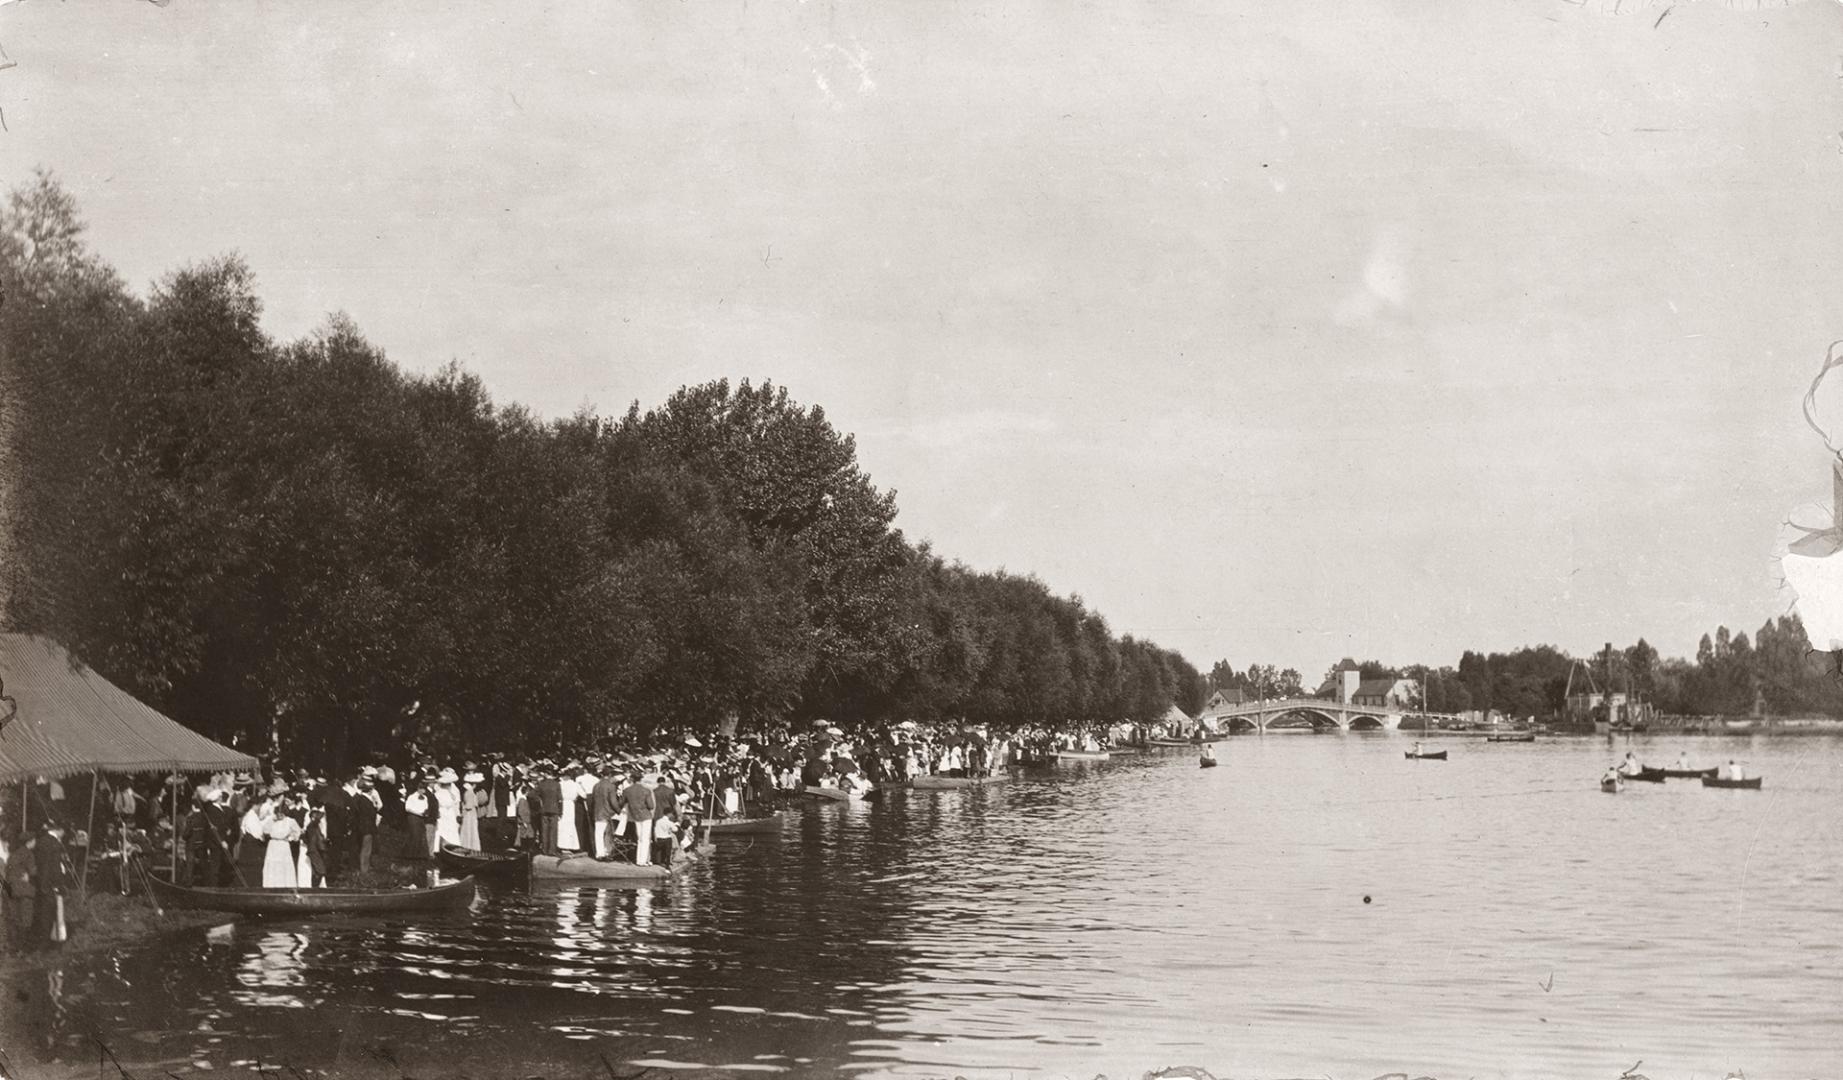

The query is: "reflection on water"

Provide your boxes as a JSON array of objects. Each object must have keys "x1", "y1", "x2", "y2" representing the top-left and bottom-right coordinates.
[{"x1": 3, "y1": 735, "x2": 1841, "y2": 1079}]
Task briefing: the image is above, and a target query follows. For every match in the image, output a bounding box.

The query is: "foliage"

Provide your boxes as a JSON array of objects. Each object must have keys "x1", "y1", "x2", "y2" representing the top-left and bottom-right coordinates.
[{"x1": 0, "y1": 176, "x2": 1202, "y2": 766}]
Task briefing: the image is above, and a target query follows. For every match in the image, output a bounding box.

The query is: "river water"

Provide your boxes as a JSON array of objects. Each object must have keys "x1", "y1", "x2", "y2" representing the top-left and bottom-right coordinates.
[{"x1": 4, "y1": 734, "x2": 1840, "y2": 1080}]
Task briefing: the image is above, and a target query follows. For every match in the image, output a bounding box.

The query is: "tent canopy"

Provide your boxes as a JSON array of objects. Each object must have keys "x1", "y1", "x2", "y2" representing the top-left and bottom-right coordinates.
[{"x1": 0, "y1": 633, "x2": 257, "y2": 783}]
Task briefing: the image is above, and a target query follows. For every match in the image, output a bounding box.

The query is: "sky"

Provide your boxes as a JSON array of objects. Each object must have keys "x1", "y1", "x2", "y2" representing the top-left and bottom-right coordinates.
[{"x1": 2, "y1": 0, "x2": 1840, "y2": 678}]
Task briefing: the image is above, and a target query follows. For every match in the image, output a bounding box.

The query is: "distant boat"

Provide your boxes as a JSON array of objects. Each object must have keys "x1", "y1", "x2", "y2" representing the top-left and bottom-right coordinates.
[
  {"x1": 1701, "y1": 775, "x2": 1763, "y2": 790},
  {"x1": 1626, "y1": 767, "x2": 1667, "y2": 783},
  {"x1": 1198, "y1": 756, "x2": 1218, "y2": 769},
  {"x1": 1405, "y1": 750, "x2": 1447, "y2": 761},
  {"x1": 803, "y1": 785, "x2": 869, "y2": 802},
  {"x1": 1661, "y1": 767, "x2": 1718, "y2": 779},
  {"x1": 1601, "y1": 777, "x2": 1621, "y2": 793},
  {"x1": 437, "y1": 843, "x2": 533, "y2": 880},
  {"x1": 1052, "y1": 750, "x2": 1111, "y2": 761},
  {"x1": 1486, "y1": 733, "x2": 1536, "y2": 743},
  {"x1": 906, "y1": 774, "x2": 1007, "y2": 790}
]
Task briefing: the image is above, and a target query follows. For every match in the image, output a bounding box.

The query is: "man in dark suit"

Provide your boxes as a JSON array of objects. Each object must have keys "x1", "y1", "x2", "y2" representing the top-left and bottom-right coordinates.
[
  {"x1": 589, "y1": 765, "x2": 622, "y2": 860},
  {"x1": 321, "y1": 780, "x2": 355, "y2": 880},
  {"x1": 350, "y1": 772, "x2": 380, "y2": 874},
  {"x1": 200, "y1": 787, "x2": 240, "y2": 886},
  {"x1": 650, "y1": 771, "x2": 679, "y2": 868},
  {"x1": 532, "y1": 766, "x2": 563, "y2": 857}
]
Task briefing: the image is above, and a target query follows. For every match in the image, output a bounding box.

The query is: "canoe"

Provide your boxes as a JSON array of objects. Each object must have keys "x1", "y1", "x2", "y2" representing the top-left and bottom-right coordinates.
[
  {"x1": 1151, "y1": 737, "x2": 1218, "y2": 747},
  {"x1": 702, "y1": 815, "x2": 785, "y2": 836},
  {"x1": 906, "y1": 774, "x2": 1007, "y2": 790},
  {"x1": 1198, "y1": 757, "x2": 1218, "y2": 769},
  {"x1": 1052, "y1": 750, "x2": 1111, "y2": 761},
  {"x1": 802, "y1": 785, "x2": 870, "y2": 801},
  {"x1": 529, "y1": 843, "x2": 709, "y2": 882},
  {"x1": 1627, "y1": 768, "x2": 1667, "y2": 783},
  {"x1": 437, "y1": 842, "x2": 533, "y2": 879},
  {"x1": 1701, "y1": 776, "x2": 1763, "y2": 790},
  {"x1": 1405, "y1": 751, "x2": 1448, "y2": 760},
  {"x1": 147, "y1": 874, "x2": 477, "y2": 916},
  {"x1": 1663, "y1": 767, "x2": 1719, "y2": 779},
  {"x1": 1486, "y1": 733, "x2": 1536, "y2": 743},
  {"x1": 1600, "y1": 778, "x2": 1621, "y2": 793}
]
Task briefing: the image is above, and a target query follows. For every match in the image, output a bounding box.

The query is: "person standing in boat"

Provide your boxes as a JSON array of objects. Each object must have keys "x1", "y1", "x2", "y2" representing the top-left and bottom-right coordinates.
[
  {"x1": 432, "y1": 768, "x2": 464, "y2": 853},
  {"x1": 590, "y1": 765, "x2": 621, "y2": 860},
  {"x1": 617, "y1": 768, "x2": 656, "y2": 866},
  {"x1": 458, "y1": 771, "x2": 485, "y2": 851},
  {"x1": 262, "y1": 810, "x2": 302, "y2": 888},
  {"x1": 532, "y1": 765, "x2": 563, "y2": 857}
]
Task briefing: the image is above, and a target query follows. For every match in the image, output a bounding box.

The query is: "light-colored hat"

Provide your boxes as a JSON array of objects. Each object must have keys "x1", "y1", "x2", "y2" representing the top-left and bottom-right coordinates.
[
  {"x1": 361, "y1": 765, "x2": 380, "y2": 778},
  {"x1": 233, "y1": 771, "x2": 257, "y2": 787},
  {"x1": 463, "y1": 771, "x2": 485, "y2": 784},
  {"x1": 437, "y1": 768, "x2": 459, "y2": 784},
  {"x1": 375, "y1": 766, "x2": 396, "y2": 784}
]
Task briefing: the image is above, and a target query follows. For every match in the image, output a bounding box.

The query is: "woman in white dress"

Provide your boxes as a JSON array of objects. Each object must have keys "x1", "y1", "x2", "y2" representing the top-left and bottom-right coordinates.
[
  {"x1": 458, "y1": 772, "x2": 485, "y2": 850},
  {"x1": 433, "y1": 769, "x2": 464, "y2": 850},
  {"x1": 262, "y1": 813, "x2": 302, "y2": 888},
  {"x1": 556, "y1": 765, "x2": 582, "y2": 852}
]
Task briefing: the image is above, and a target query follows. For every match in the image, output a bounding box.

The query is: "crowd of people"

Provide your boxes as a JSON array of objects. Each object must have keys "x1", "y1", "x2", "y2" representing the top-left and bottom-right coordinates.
[{"x1": 1, "y1": 717, "x2": 1142, "y2": 952}]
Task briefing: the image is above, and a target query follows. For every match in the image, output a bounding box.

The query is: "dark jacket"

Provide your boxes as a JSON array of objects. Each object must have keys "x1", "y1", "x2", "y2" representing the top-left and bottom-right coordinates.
[
  {"x1": 590, "y1": 777, "x2": 623, "y2": 820},
  {"x1": 618, "y1": 782, "x2": 654, "y2": 820},
  {"x1": 348, "y1": 789, "x2": 379, "y2": 836},
  {"x1": 532, "y1": 778, "x2": 563, "y2": 817},
  {"x1": 651, "y1": 781, "x2": 677, "y2": 822}
]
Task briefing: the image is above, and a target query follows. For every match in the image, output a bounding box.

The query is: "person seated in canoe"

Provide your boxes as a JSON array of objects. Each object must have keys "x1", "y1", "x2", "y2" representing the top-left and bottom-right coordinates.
[
  {"x1": 1617, "y1": 752, "x2": 1644, "y2": 777},
  {"x1": 1199, "y1": 744, "x2": 1216, "y2": 764},
  {"x1": 1674, "y1": 751, "x2": 1692, "y2": 771},
  {"x1": 1601, "y1": 765, "x2": 1622, "y2": 788},
  {"x1": 1721, "y1": 759, "x2": 1744, "y2": 781},
  {"x1": 1412, "y1": 740, "x2": 1424, "y2": 757}
]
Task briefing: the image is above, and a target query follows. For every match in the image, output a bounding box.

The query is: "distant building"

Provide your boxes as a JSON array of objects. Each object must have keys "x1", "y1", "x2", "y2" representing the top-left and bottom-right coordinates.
[
  {"x1": 1202, "y1": 687, "x2": 1250, "y2": 711},
  {"x1": 1316, "y1": 668, "x2": 1419, "y2": 708}
]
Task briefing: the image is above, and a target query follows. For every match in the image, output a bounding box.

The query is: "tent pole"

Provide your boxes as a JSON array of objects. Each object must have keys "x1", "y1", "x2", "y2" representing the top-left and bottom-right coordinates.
[
  {"x1": 170, "y1": 778, "x2": 181, "y2": 884},
  {"x1": 79, "y1": 770, "x2": 99, "y2": 905}
]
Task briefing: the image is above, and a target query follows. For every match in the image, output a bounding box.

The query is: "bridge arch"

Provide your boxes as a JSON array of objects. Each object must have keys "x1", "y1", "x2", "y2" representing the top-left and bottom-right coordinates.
[
  {"x1": 1263, "y1": 708, "x2": 1343, "y2": 730},
  {"x1": 1346, "y1": 714, "x2": 1387, "y2": 731}
]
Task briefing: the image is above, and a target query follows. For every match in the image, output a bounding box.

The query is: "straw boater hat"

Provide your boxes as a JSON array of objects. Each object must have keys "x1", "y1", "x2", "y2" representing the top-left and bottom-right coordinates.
[{"x1": 437, "y1": 768, "x2": 459, "y2": 784}]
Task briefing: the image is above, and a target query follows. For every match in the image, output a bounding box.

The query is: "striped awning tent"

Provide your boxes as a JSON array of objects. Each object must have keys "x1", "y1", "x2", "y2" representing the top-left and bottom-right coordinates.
[{"x1": 0, "y1": 633, "x2": 257, "y2": 783}]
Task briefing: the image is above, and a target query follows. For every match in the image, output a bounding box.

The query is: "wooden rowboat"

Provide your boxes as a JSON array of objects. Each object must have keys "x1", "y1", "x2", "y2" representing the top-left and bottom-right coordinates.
[
  {"x1": 437, "y1": 843, "x2": 533, "y2": 879},
  {"x1": 1486, "y1": 733, "x2": 1536, "y2": 743},
  {"x1": 1627, "y1": 768, "x2": 1667, "y2": 783},
  {"x1": 702, "y1": 815, "x2": 785, "y2": 836},
  {"x1": 906, "y1": 774, "x2": 1008, "y2": 790},
  {"x1": 802, "y1": 785, "x2": 870, "y2": 802},
  {"x1": 1150, "y1": 737, "x2": 1218, "y2": 747},
  {"x1": 1052, "y1": 750, "x2": 1111, "y2": 761},
  {"x1": 1405, "y1": 751, "x2": 1448, "y2": 760},
  {"x1": 1662, "y1": 767, "x2": 1719, "y2": 779},
  {"x1": 1701, "y1": 776, "x2": 1763, "y2": 789},
  {"x1": 529, "y1": 843, "x2": 709, "y2": 882},
  {"x1": 148, "y1": 874, "x2": 477, "y2": 916}
]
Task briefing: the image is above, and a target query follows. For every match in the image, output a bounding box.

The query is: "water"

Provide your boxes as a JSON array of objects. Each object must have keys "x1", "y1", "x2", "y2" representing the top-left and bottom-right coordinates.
[{"x1": 5, "y1": 734, "x2": 1841, "y2": 1079}]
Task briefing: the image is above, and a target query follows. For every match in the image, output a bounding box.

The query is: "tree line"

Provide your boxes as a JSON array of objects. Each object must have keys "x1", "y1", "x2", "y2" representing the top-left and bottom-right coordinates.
[
  {"x1": 1207, "y1": 614, "x2": 1843, "y2": 722},
  {"x1": 0, "y1": 174, "x2": 1202, "y2": 769}
]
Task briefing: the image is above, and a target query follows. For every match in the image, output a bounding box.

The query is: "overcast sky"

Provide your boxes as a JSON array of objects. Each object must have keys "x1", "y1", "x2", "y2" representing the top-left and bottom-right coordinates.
[{"x1": 3, "y1": 0, "x2": 1839, "y2": 676}]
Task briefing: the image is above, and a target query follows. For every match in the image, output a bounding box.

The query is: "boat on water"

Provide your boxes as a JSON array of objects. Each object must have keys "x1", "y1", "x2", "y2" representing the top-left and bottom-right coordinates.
[
  {"x1": 1626, "y1": 767, "x2": 1667, "y2": 783},
  {"x1": 1661, "y1": 767, "x2": 1718, "y2": 779},
  {"x1": 1052, "y1": 749, "x2": 1111, "y2": 761},
  {"x1": 437, "y1": 843, "x2": 533, "y2": 879},
  {"x1": 1198, "y1": 757, "x2": 1218, "y2": 769},
  {"x1": 1701, "y1": 776, "x2": 1764, "y2": 790},
  {"x1": 803, "y1": 785, "x2": 871, "y2": 801},
  {"x1": 1486, "y1": 733, "x2": 1536, "y2": 743},
  {"x1": 1601, "y1": 777, "x2": 1621, "y2": 793},
  {"x1": 1150, "y1": 737, "x2": 1218, "y2": 747},
  {"x1": 148, "y1": 874, "x2": 477, "y2": 916},
  {"x1": 702, "y1": 815, "x2": 786, "y2": 836},
  {"x1": 1405, "y1": 751, "x2": 1448, "y2": 761},
  {"x1": 905, "y1": 774, "x2": 1006, "y2": 790},
  {"x1": 528, "y1": 843, "x2": 710, "y2": 882}
]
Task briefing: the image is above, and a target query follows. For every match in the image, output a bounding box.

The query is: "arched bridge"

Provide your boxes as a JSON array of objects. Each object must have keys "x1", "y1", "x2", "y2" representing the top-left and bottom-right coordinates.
[{"x1": 1202, "y1": 698, "x2": 1466, "y2": 732}]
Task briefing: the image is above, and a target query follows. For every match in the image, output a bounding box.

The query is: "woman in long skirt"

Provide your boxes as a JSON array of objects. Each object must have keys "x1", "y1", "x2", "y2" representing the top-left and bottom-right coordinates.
[
  {"x1": 433, "y1": 770, "x2": 464, "y2": 850},
  {"x1": 458, "y1": 772, "x2": 484, "y2": 850},
  {"x1": 262, "y1": 816, "x2": 302, "y2": 888},
  {"x1": 555, "y1": 769, "x2": 581, "y2": 852}
]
